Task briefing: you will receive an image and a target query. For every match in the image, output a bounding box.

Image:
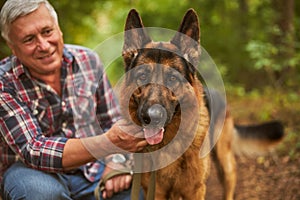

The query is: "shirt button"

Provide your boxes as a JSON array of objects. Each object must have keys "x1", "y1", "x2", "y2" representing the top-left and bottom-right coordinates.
[
  {"x1": 33, "y1": 109, "x2": 38, "y2": 115},
  {"x1": 62, "y1": 122, "x2": 67, "y2": 128}
]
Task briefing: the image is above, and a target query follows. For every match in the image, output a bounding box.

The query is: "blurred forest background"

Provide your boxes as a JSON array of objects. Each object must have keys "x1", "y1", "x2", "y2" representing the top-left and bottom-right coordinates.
[
  {"x1": 0, "y1": 0, "x2": 299, "y2": 199},
  {"x1": 0, "y1": 0, "x2": 299, "y2": 90}
]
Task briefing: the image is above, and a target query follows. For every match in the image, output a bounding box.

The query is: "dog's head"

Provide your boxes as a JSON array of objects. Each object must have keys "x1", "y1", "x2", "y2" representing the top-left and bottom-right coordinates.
[{"x1": 121, "y1": 9, "x2": 203, "y2": 146}]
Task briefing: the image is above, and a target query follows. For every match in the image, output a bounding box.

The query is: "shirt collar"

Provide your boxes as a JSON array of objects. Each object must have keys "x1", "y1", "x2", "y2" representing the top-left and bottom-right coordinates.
[{"x1": 12, "y1": 56, "x2": 27, "y2": 78}]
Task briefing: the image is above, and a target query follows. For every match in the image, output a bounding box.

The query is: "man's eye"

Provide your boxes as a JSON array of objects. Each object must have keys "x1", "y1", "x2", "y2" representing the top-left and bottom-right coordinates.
[
  {"x1": 43, "y1": 29, "x2": 53, "y2": 36},
  {"x1": 23, "y1": 36, "x2": 34, "y2": 44}
]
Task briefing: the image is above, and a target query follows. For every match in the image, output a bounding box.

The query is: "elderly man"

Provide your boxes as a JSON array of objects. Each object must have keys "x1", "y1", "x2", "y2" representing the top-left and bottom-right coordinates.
[{"x1": 0, "y1": 0, "x2": 147, "y2": 199}]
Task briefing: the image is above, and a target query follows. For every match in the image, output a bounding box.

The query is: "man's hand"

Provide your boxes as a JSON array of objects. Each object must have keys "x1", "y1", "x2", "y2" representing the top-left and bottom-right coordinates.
[
  {"x1": 64, "y1": 119, "x2": 147, "y2": 171},
  {"x1": 105, "y1": 119, "x2": 148, "y2": 153},
  {"x1": 101, "y1": 163, "x2": 132, "y2": 199}
]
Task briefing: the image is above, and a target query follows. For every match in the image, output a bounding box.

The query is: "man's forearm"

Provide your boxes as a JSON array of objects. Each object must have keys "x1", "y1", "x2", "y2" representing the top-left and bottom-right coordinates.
[
  {"x1": 62, "y1": 120, "x2": 147, "y2": 171},
  {"x1": 62, "y1": 138, "x2": 97, "y2": 171},
  {"x1": 62, "y1": 133, "x2": 125, "y2": 171}
]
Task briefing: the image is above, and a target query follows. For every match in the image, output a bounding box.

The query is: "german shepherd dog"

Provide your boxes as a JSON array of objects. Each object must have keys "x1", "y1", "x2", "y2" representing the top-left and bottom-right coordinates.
[{"x1": 119, "y1": 9, "x2": 284, "y2": 200}]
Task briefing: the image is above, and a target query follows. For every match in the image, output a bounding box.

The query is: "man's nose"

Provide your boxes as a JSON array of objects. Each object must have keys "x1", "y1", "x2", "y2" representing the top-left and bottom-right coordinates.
[{"x1": 36, "y1": 36, "x2": 50, "y2": 51}]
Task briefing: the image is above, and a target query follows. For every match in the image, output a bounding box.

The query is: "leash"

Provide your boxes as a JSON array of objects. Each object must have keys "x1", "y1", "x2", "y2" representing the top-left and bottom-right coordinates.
[
  {"x1": 131, "y1": 153, "x2": 142, "y2": 200},
  {"x1": 94, "y1": 169, "x2": 132, "y2": 200},
  {"x1": 94, "y1": 152, "x2": 156, "y2": 200},
  {"x1": 146, "y1": 168, "x2": 156, "y2": 200},
  {"x1": 131, "y1": 152, "x2": 156, "y2": 200}
]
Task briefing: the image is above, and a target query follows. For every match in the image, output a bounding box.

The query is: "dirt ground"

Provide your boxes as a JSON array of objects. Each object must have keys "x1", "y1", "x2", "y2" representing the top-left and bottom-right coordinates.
[
  {"x1": 206, "y1": 154, "x2": 300, "y2": 200},
  {"x1": 205, "y1": 91, "x2": 300, "y2": 200}
]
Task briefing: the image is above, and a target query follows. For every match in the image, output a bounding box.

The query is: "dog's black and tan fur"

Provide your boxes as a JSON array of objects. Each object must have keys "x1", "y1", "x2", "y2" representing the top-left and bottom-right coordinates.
[{"x1": 119, "y1": 9, "x2": 284, "y2": 200}]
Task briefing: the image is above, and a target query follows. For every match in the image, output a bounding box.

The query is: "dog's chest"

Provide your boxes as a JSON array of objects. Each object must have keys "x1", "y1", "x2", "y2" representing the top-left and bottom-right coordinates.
[{"x1": 158, "y1": 150, "x2": 202, "y2": 184}]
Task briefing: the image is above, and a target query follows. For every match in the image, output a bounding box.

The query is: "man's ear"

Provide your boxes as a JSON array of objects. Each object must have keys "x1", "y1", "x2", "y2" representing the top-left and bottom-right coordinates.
[
  {"x1": 122, "y1": 9, "x2": 151, "y2": 71},
  {"x1": 170, "y1": 9, "x2": 201, "y2": 71},
  {"x1": 6, "y1": 41, "x2": 15, "y2": 55}
]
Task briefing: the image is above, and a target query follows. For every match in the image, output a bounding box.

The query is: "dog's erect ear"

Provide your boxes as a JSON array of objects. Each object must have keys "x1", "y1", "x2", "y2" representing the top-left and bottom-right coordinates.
[
  {"x1": 123, "y1": 9, "x2": 151, "y2": 70},
  {"x1": 171, "y1": 9, "x2": 200, "y2": 70}
]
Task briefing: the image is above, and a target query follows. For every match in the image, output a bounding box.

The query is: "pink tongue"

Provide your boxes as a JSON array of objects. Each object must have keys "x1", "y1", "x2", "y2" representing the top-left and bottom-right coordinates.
[{"x1": 143, "y1": 127, "x2": 164, "y2": 145}]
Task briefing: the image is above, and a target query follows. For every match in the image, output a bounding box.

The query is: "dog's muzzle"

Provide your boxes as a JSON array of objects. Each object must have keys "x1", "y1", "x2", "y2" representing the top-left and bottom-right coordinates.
[{"x1": 142, "y1": 104, "x2": 167, "y2": 145}]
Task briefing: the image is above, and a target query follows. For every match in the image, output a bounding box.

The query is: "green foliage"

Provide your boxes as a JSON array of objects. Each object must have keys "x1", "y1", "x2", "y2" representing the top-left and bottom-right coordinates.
[
  {"x1": 246, "y1": 41, "x2": 279, "y2": 70},
  {"x1": 0, "y1": 0, "x2": 299, "y2": 89},
  {"x1": 49, "y1": 0, "x2": 102, "y2": 46}
]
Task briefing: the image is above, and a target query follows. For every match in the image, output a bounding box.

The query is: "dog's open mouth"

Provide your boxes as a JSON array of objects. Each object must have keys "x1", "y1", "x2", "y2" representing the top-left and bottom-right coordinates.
[
  {"x1": 139, "y1": 104, "x2": 168, "y2": 145},
  {"x1": 143, "y1": 126, "x2": 165, "y2": 145}
]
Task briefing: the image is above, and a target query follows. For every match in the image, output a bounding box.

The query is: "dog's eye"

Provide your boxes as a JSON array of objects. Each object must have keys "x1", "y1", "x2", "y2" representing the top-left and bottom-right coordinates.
[
  {"x1": 166, "y1": 75, "x2": 179, "y2": 87},
  {"x1": 169, "y1": 75, "x2": 178, "y2": 82},
  {"x1": 169, "y1": 76, "x2": 177, "y2": 82},
  {"x1": 139, "y1": 74, "x2": 147, "y2": 81},
  {"x1": 136, "y1": 73, "x2": 149, "y2": 85}
]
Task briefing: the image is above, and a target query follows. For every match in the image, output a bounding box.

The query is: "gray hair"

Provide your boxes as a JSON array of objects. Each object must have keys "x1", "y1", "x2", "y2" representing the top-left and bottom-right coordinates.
[{"x1": 0, "y1": 0, "x2": 58, "y2": 42}]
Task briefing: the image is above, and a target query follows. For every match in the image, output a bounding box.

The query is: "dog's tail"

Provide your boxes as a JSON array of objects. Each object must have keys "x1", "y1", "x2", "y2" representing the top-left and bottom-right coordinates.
[{"x1": 232, "y1": 121, "x2": 284, "y2": 156}]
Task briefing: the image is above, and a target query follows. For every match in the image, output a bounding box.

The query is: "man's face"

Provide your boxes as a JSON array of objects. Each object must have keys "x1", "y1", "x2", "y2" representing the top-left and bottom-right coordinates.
[{"x1": 7, "y1": 4, "x2": 64, "y2": 78}]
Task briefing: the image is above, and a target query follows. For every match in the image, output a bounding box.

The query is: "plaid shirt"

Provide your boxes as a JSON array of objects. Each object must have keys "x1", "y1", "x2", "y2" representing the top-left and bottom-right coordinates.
[{"x1": 0, "y1": 44, "x2": 121, "y2": 183}]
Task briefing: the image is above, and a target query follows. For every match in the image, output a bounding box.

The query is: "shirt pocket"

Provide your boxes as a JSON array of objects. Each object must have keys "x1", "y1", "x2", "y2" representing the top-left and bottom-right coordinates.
[
  {"x1": 72, "y1": 81, "x2": 98, "y2": 129},
  {"x1": 30, "y1": 98, "x2": 54, "y2": 135}
]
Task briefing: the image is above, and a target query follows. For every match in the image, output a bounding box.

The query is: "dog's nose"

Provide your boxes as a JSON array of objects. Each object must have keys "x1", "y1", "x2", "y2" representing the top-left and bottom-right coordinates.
[{"x1": 143, "y1": 104, "x2": 167, "y2": 127}]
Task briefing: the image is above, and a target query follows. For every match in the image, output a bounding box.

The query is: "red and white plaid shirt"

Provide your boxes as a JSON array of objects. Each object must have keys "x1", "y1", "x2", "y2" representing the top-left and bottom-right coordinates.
[{"x1": 0, "y1": 44, "x2": 121, "y2": 182}]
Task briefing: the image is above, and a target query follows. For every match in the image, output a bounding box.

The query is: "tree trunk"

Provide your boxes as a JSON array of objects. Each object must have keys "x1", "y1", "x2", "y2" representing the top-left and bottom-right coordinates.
[{"x1": 272, "y1": 0, "x2": 295, "y2": 85}]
